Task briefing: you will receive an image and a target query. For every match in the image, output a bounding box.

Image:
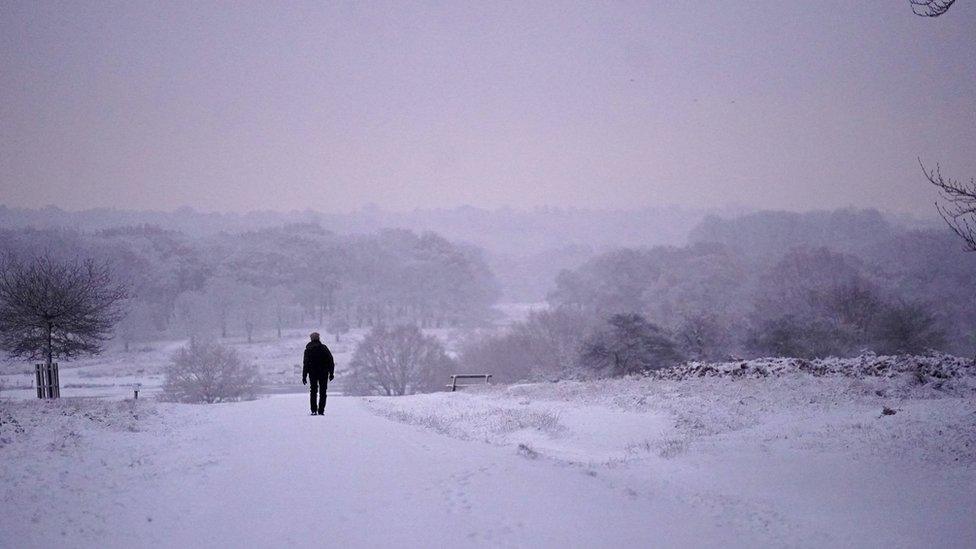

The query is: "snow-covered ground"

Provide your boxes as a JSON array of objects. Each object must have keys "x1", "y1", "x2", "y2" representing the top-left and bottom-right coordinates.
[
  {"x1": 0, "y1": 325, "x2": 469, "y2": 401},
  {"x1": 0, "y1": 302, "x2": 527, "y2": 401},
  {"x1": 2, "y1": 354, "x2": 974, "y2": 547},
  {"x1": 366, "y1": 356, "x2": 976, "y2": 547},
  {"x1": 1, "y1": 395, "x2": 737, "y2": 548}
]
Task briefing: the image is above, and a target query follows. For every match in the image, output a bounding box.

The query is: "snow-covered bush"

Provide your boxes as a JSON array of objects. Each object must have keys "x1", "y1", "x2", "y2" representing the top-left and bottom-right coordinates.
[
  {"x1": 162, "y1": 340, "x2": 261, "y2": 403},
  {"x1": 654, "y1": 353, "x2": 975, "y2": 388}
]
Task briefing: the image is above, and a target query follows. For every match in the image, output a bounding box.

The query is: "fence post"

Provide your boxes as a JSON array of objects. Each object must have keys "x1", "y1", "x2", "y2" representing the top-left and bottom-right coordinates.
[
  {"x1": 35, "y1": 362, "x2": 60, "y2": 399},
  {"x1": 51, "y1": 362, "x2": 59, "y2": 399},
  {"x1": 35, "y1": 364, "x2": 43, "y2": 399}
]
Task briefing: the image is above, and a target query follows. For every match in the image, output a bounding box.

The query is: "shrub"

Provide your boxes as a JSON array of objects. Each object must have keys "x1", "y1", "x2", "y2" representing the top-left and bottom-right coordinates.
[{"x1": 162, "y1": 340, "x2": 261, "y2": 403}]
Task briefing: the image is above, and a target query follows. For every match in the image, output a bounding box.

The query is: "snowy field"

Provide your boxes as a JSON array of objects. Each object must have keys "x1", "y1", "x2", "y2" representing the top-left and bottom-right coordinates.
[
  {"x1": 0, "y1": 326, "x2": 470, "y2": 401},
  {"x1": 1, "y1": 354, "x2": 974, "y2": 547},
  {"x1": 360, "y1": 355, "x2": 976, "y2": 547}
]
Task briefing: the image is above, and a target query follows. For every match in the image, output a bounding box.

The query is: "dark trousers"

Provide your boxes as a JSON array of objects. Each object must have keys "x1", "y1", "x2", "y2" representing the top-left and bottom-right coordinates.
[{"x1": 309, "y1": 377, "x2": 328, "y2": 413}]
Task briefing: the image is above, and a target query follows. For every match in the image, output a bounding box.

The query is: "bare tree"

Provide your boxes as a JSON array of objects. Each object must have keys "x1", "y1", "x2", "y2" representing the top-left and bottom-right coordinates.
[
  {"x1": 0, "y1": 255, "x2": 127, "y2": 369},
  {"x1": 921, "y1": 159, "x2": 976, "y2": 251},
  {"x1": 910, "y1": 0, "x2": 957, "y2": 17},
  {"x1": 239, "y1": 284, "x2": 268, "y2": 344},
  {"x1": 117, "y1": 299, "x2": 157, "y2": 352},
  {"x1": 204, "y1": 276, "x2": 239, "y2": 339},
  {"x1": 268, "y1": 286, "x2": 292, "y2": 339},
  {"x1": 170, "y1": 290, "x2": 217, "y2": 341},
  {"x1": 328, "y1": 315, "x2": 350, "y2": 343},
  {"x1": 346, "y1": 325, "x2": 454, "y2": 395},
  {"x1": 676, "y1": 312, "x2": 731, "y2": 362},
  {"x1": 458, "y1": 307, "x2": 594, "y2": 382}
]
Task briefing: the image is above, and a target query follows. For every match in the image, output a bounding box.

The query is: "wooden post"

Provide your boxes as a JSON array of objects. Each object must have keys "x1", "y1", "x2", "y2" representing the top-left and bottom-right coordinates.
[
  {"x1": 34, "y1": 363, "x2": 59, "y2": 399},
  {"x1": 35, "y1": 364, "x2": 43, "y2": 399},
  {"x1": 51, "y1": 362, "x2": 59, "y2": 398}
]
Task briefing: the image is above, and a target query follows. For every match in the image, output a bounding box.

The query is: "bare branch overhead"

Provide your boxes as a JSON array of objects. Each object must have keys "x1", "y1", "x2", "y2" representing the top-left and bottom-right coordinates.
[
  {"x1": 910, "y1": 0, "x2": 958, "y2": 17},
  {"x1": 919, "y1": 158, "x2": 976, "y2": 251}
]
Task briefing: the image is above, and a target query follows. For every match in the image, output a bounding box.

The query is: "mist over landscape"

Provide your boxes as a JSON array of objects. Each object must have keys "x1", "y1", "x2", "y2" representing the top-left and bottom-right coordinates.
[{"x1": 1, "y1": 1, "x2": 975, "y2": 548}]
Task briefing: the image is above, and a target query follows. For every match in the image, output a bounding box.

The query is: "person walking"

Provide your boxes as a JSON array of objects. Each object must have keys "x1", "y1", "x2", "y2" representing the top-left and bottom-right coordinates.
[{"x1": 302, "y1": 332, "x2": 335, "y2": 415}]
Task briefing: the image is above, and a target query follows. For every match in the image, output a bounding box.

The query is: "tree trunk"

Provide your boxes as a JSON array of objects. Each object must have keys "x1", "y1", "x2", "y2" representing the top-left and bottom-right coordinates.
[{"x1": 46, "y1": 322, "x2": 53, "y2": 370}]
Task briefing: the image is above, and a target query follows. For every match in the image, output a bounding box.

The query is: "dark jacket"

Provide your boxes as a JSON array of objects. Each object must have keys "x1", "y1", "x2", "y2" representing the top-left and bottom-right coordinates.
[{"x1": 303, "y1": 340, "x2": 335, "y2": 381}]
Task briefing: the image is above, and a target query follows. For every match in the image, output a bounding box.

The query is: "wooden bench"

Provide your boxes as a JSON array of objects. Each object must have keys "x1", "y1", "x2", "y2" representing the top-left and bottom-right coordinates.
[{"x1": 447, "y1": 374, "x2": 492, "y2": 392}]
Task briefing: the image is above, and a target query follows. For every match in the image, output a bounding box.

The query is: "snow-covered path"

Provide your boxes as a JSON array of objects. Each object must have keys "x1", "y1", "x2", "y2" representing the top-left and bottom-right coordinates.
[
  {"x1": 6, "y1": 395, "x2": 734, "y2": 548},
  {"x1": 5, "y1": 392, "x2": 975, "y2": 548},
  {"x1": 154, "y1": 395, "x2": 711, "y2": 548}
]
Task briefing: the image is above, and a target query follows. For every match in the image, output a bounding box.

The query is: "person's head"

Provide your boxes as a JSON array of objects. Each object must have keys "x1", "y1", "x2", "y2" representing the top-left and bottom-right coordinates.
[{"x1": 310, "y1": 332, "x2": 320, "y2": 342}]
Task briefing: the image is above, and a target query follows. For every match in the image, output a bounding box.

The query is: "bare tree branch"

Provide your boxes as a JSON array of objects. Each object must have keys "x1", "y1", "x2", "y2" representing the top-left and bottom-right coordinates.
[
  {"x1": 920, "y1": 158, "x2": 976, "y2": 252},
  {"x1": 910, "y1": 0, "x2": 958, "y2": 17},
  {"x1": 0, "y1": 255, "x2": 128, "y2": 363}
]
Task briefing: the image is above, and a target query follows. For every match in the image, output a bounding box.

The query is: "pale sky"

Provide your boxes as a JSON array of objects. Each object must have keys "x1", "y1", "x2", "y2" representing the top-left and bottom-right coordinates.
[{"x1": 1, "y1": 1, "x2": 974, "y2": 214}]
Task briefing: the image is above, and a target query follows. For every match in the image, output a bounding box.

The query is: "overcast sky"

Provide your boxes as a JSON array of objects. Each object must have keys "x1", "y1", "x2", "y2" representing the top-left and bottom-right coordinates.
[{"x1": 1, "y1": 1, "x2": 974, "y2": 214}]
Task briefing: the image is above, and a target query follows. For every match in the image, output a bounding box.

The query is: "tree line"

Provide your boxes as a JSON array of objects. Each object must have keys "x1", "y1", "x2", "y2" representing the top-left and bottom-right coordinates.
[
  {"x1": 461, "y1": 209, "x2": 976, "y2": 382},
  {"x1": 0, "y1": 223, "x2": 499, "y2": 348}
]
